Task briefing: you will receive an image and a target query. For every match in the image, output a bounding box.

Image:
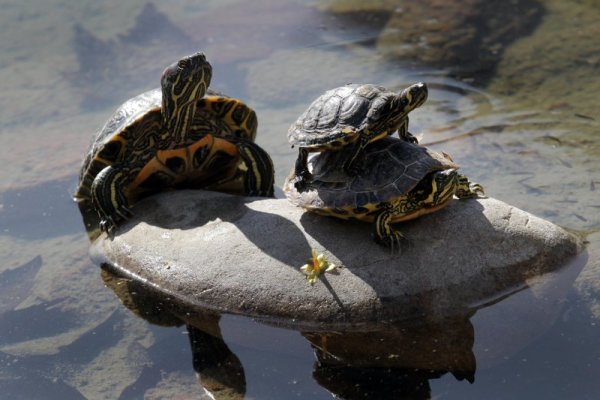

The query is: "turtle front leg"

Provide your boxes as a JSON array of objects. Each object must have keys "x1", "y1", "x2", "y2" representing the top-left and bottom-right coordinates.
[
  {"x1": 397, "y1": 117, "x2": 418, "y2": 144},
  {"x1": 91, "y1": 165, "x2": 133, "y2": 234},
  {"x1": 372, "y1": 204, "x2": 405, "y2": 253},
  {"x1": 236, "y1": 139, "x2": 275, "y2": 197},
  {"x1": 292, "y1": 147, "x2": 311, "y2": 191},
  {"x1": 455, "y1": 175, "x2": 486, "y2": 199}
]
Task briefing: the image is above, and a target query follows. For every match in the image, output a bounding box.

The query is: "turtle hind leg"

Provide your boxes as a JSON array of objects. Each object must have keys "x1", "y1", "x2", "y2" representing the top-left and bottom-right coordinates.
[
  {"x1": 292, "y1": 147, "x2": 312, "y2": 192},
  {"x1": 455, "y1": 175, "x2": 486, "y2": 199},
  {"x1": 372, "y1": 207, "x2": 406, "y2": 254},
  {"x1": 236, "y1": 139, "x2": 275, "y2": 198},
  {"x1": 91, "y1": 165, "x2": 134, "y2": 234}
]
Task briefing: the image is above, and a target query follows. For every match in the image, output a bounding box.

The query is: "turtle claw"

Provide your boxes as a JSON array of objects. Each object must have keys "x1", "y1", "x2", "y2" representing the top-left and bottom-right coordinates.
[
  {"x1": 293, "y1": 170, "x2": 312, "y2": 192},
  {"x1": 99, "y1": 217, "x2": 116, "y2": 235},
  {"x1": 375, "y1": 230, "x2": 406, "y2": 254},
  {"x1": 98, "y1": 203, "x2": 133, "y2": 234},
  {"x1": 456, "y1": 175, "x2": 486, "y2": 199},
  {"x1": 401, "y1": 131, "x2": 419, "y2": 144}
]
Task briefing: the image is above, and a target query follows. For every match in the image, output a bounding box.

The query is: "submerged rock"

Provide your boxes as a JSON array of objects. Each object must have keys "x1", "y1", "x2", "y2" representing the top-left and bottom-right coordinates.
[
  {"x1": 323, "y1": 0, "x2": 545, "y2": 85},
  {"x1": 92, "y1": 190, "x2": 581, "y2": 327}
]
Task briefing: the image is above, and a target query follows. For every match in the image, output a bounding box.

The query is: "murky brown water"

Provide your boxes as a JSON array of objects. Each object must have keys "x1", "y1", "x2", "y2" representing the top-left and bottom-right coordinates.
[{"x1": 1, "y1": 0, "x2": 599, "y2": 398}]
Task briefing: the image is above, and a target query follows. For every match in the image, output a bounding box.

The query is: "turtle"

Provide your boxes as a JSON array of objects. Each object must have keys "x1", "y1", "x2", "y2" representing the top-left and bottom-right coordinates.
[
  {"x1": 283, "y1": 136, "x2": 484, "y2": 250},
  {"x1": 288, "y1": 82, "x2": 428, "y2": 191},
  {"x1": 74, "y1": 52, "x2": 274, "y2": 238}
]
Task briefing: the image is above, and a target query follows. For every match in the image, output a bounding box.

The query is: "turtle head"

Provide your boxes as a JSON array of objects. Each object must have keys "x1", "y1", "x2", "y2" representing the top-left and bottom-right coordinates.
[
  {"x1": 161, "y1": 52, "x2": 212, "y2": 140},
  {"x1": 398, "y1": 82, "x2": 428, "y2": 113},
  {"x1": 429, "y1": 169, "x2": 459, "y2": 205},
  {"x1": 381, "y1": 82, "x2": 427, "y2": 141}
]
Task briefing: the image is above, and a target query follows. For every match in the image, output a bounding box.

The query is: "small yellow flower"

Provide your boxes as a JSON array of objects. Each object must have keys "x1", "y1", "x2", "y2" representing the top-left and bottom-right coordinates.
[{"x1": 300, "y1": 248, "x2": 337, "y2": 284}]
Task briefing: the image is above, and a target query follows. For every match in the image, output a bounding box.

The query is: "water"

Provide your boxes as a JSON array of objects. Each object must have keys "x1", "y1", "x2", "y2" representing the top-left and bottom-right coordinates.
[{"x1": 1, "y1": 0, "x2": 599, "y2": 398}]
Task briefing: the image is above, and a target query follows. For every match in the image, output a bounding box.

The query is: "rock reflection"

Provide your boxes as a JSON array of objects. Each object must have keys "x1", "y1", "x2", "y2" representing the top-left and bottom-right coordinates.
[
  {"x1": 102, "y1": 268, "x2": 245, "y2": 399},
  {"x1": 187, "y1": 321, "x2": 246, "y2": 400},
  {"x1": 102, "y1": 265, "x2": 487, "y2": 399}
]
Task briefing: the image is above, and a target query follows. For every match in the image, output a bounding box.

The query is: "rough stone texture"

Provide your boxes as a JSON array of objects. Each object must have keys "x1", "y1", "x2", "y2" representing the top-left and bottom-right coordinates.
[{"x1": 92, "y1": 190, "x2": 582, "y2": 328}]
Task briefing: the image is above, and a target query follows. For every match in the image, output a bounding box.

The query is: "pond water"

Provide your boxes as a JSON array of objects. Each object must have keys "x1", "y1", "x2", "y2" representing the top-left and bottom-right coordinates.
[{"x1": 1, "y1": 0, "x2": 599, "y2": 399}]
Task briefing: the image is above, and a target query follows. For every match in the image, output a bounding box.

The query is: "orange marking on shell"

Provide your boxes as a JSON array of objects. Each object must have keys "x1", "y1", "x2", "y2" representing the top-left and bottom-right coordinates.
[{"x1": 129, "y1": 134, "x2": 243, "y2": 201}]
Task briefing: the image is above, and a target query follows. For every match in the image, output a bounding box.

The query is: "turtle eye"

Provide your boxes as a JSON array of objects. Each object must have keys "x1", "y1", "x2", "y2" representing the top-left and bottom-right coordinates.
[{"x1": 178, "y1": 59, "x2": 190, "y2": 70}]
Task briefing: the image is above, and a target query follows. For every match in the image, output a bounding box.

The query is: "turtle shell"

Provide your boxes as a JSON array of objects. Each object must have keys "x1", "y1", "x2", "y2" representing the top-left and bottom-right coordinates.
[
  {"x1": 75, "y1": 88, "x2": 257, "y2": 202},
  {"x1": 76, "y1": 89, "x2": 164, "y2": 201},
  {"x1": 288, "y1": 84, "x2": 397, "y2": 148},
  {"x1": 284, "y1": 136, "x2": 458, "y2": 211}
]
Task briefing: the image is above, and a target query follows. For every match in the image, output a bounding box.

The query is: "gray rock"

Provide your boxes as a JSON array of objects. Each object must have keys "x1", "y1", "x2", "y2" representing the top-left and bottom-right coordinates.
[{"x1": 91, "y1": 190, "x2": 582, "y2": 328}]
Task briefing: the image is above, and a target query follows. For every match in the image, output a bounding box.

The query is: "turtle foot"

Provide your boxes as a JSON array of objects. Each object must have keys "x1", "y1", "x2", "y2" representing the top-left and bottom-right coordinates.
[
  {"x1": 401, "y1": 131, "x2": 419, "y2": 144},
  {"x1": 98, "y1": 204, "x2": 133, "y2": 235},
  {"x1": 374, "y1": 230, "x2": 408, "y2": 254},
  {"x1": 293, "y1": 171, "x2": 313, "y2": 192},
  {"x1": 456, "y1": 176, "x2": 486, "y2": 199}
]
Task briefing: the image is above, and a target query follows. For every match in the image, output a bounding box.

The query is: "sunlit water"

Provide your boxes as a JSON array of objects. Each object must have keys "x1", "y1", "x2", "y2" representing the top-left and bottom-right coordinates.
[{"x1": 1, "y1": 0, "x2": 599, "y2": 399}]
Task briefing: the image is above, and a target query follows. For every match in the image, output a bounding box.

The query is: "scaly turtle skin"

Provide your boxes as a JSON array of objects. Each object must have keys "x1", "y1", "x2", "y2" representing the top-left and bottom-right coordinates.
[
  {"x1": 283, "y1": 137, "x2": 484, "y2": 251},
  {"x1": 288, "y1": 82, "x2": 428, "y2": 191},
  {"x1": 75, "y1": 53, "x2": 274, "y2": 238}
]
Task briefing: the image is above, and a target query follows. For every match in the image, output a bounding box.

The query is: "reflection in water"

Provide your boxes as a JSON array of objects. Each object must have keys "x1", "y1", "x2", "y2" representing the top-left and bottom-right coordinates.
[
  {"x1": 98, "y1": 245, "x2": 587, "y2": 399},
  {"x1": 102, "y1": 268, "x2": 246, "y2": 399},
  {"x1": 304, "y1": 314, "x2": 476, "y2": 399},
  {"x1": 188, "y1": 323, "x2": 246, "y2": 399},
  {"x1": 102, "y1": 265, "x2": 483, "y2": 399}
]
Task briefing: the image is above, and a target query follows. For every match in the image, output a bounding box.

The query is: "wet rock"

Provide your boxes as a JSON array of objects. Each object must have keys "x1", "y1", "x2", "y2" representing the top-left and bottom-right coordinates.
[{"x1": 92, "y1": 190, "x2": 581, "y2": 327}]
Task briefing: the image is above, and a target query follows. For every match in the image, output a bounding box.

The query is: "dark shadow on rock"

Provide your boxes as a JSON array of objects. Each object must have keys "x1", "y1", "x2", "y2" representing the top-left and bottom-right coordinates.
[
  {"x1": 298, "y1": 197, "x2": 585, "y2": 320},
  {"x1": 116, "y1": 190, "x2": 313, "y2": 275},
  {"x1": 299, "y1": 199, "x2": 489, "y2": 298}
]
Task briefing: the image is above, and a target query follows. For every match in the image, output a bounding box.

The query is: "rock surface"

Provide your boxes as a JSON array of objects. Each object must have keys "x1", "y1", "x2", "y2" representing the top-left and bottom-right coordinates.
[{"x1": 92, "y1": 190, "x2": 582, "y2": 328}]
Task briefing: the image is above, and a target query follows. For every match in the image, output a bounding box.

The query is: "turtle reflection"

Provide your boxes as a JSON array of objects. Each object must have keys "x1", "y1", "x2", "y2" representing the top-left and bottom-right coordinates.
[
  {"x1": 102, "y1": 266, "x2": 476, "y2": 399},
  {"x1": 305, "y1": 315, "x2": 475, "y2": 399}
]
